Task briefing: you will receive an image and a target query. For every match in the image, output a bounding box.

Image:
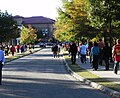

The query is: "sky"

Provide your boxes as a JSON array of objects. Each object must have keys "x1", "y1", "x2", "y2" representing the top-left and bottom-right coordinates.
[{"x1": 0, "y1": 0, "x2": 62, "y2": 20}]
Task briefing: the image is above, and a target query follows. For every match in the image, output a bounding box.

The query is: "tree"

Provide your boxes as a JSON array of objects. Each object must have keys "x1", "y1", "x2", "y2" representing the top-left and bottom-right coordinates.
[
  {"x1": 54, "y1": 0, "x2": 89, "y2": 42},
  {"x1": 0, "y1": 11, "x2": 19, "y2": 43},
  {"x1": 86, "y1": 0, "x2": 120, "y2": 46},
  {"x1": 20, "y1": 25, "x2": 37, "y2": 44}
]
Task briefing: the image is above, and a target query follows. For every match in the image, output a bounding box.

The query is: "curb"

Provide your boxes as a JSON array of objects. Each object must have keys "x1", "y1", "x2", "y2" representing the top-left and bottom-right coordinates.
[{"x1": 62, "y1": 57, "x2": 120, "y2": 98}]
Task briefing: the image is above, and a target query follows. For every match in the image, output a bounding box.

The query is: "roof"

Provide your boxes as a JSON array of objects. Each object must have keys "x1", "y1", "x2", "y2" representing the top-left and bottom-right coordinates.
[
  {"x1": 13, "y1": 15, "x2": 24, "y2": 18},
  {"x1": 23, "y1": 16, "x2": 55, "y2": 24}
]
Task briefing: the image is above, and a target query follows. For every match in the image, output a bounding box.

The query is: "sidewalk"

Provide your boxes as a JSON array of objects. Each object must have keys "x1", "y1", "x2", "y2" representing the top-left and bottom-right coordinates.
[
  {"x1": 63, "y1": 55, "x2": 120, "y2": 98},
  {"x1": 75, "y1": 57, "x2": 120, "y2": 98},
  {"x1": 76, "y1": 58, "x2": 120, "y2": 84}
]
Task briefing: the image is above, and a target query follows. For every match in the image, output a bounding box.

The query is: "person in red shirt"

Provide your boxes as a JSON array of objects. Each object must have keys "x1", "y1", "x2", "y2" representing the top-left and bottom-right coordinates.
[
  {"x1": 16, "y1": 45, "x2": 20, "y2": 53},
  {"x1": 112, "y1": 39, "x2": 120, "y2": 74},
  {"x1": 10, "y1": 45, "x2": 16, "y2": 56}
]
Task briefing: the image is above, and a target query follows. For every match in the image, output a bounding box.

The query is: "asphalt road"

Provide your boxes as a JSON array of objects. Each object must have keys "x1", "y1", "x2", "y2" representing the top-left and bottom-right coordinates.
[{"x1": 0, "y1": 48, "x2": 112, "y2": 98}]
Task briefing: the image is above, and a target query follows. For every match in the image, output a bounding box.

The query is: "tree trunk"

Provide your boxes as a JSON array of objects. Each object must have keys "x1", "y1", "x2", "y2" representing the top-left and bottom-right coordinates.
[{"x1": 109, "y1": 21, "x2": 112, "y2": 47}]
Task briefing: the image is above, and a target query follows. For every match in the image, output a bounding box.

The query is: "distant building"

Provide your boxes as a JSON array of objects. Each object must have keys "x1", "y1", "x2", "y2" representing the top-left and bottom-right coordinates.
[
  {"x1": 14, "y1": 15, "x2": 24, "y2": 27},
  {"x1": 23, "y1": 16, "x2": 55, "y2": 39},
  {"x1": 13, "y1": 15, "x2": 55, "y2": 45}
]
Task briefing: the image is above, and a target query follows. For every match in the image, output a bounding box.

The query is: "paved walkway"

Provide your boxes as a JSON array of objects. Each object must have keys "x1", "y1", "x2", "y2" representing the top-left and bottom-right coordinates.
[{"x1": 76, "y1": 57, "x2": 120, "y2": 84}]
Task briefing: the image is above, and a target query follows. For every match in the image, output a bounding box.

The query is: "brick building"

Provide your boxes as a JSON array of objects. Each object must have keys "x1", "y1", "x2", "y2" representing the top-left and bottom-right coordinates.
[{"x1": 13, "y1": 15, "x2": 55, "y2": 44}]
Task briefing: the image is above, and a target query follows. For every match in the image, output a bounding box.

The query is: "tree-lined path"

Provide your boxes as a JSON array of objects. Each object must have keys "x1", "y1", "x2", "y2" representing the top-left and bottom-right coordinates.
[{"x1": 0, "y1": 48, "x2": 111, "y2": 98}]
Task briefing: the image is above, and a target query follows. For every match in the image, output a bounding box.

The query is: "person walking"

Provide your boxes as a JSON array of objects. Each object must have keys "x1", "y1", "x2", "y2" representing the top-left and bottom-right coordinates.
[
  {"x1": 20, "y1": 45, "x2": 24, "y2": 53},
  {"x1": 69, "y1": 42, "x2": 77, "y2": 64},
  {"x1": 88, "y1": 41, "x2": 93, "y2": 64},
  {"x1": 10, "y1": 45, "x2": 16, "y2": 56},
  {"x1": 91, "y1": 41, "x2": 100, "y2": 71},
  {"x1": 52, "y1": 44, "x2": 58, "y2": 58},
  {"x1": 112, "y1": 39, "x2": 120, "y2": 74},
  {"x1": 16, "y1": 45, "x2": 20, "y2": 53},
  {"x1": 79, "y1": 41, "x2": 88, "y2": 64},
  {"x1": 57, "y1": 44, "x2": 61, "y2": 58},
  {"x1": 98, "y1": 38, "x2": 105, "y2": 66},
  {"x1": 4, "y1": 45, "x2": 9, "y2": 56},
  {"x1": 77, "y1": 43, "x2": 82, "y2": 58},
  {"x1": 0, "y1": 47, "x2": 5, "y2": 85},
  {"x1": 102, "y1": 42, "x2": 111, "y2": 70},
  {"x1": 68, "y1": 43, "x2": 71, "y2": 57}
]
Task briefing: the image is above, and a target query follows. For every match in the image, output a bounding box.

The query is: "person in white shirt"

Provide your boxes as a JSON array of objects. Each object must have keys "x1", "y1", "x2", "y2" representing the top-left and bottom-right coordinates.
[{"x1": 0, "y1": 47, "x2": 5, "y2": 85}]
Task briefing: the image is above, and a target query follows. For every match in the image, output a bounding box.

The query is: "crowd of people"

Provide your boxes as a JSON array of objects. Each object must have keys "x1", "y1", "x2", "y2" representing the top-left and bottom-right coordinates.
[
  {"x1": 0, "y1": 39, "x2": 119, "y2": 85},
  {"x1": 0, "y1": 44, "x2": 35, "y2": 56},
  {"x1": 66, "y1": 39, "x2": 120, "y2": 74}
]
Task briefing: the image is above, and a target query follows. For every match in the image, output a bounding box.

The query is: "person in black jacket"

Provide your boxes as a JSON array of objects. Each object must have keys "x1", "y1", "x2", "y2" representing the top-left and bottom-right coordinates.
[
  {"x1": 52, "y1": 44, "x2": 58, "y2": 58},
  {"x1": 102, "y1": 42, "x2": 111, "y2": 70},
  {"x1": 69, "y1": 42, "x2": 78, "y2": 64}
]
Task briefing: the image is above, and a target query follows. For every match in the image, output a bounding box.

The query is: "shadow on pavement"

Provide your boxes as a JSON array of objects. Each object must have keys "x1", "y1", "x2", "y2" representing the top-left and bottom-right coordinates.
[{"x1": 0, "y1": 77, "x2": 111, "y2": 98}]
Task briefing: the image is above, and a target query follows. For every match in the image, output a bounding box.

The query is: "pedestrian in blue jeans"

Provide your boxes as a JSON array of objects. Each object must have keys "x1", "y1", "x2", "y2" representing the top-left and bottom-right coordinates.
[
  {"x1": 0, "y1": 47, "x2": 5, "y2": 85},
  {"x1": 79, "y1": 41, "x2": 88, "y2": 64}
]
